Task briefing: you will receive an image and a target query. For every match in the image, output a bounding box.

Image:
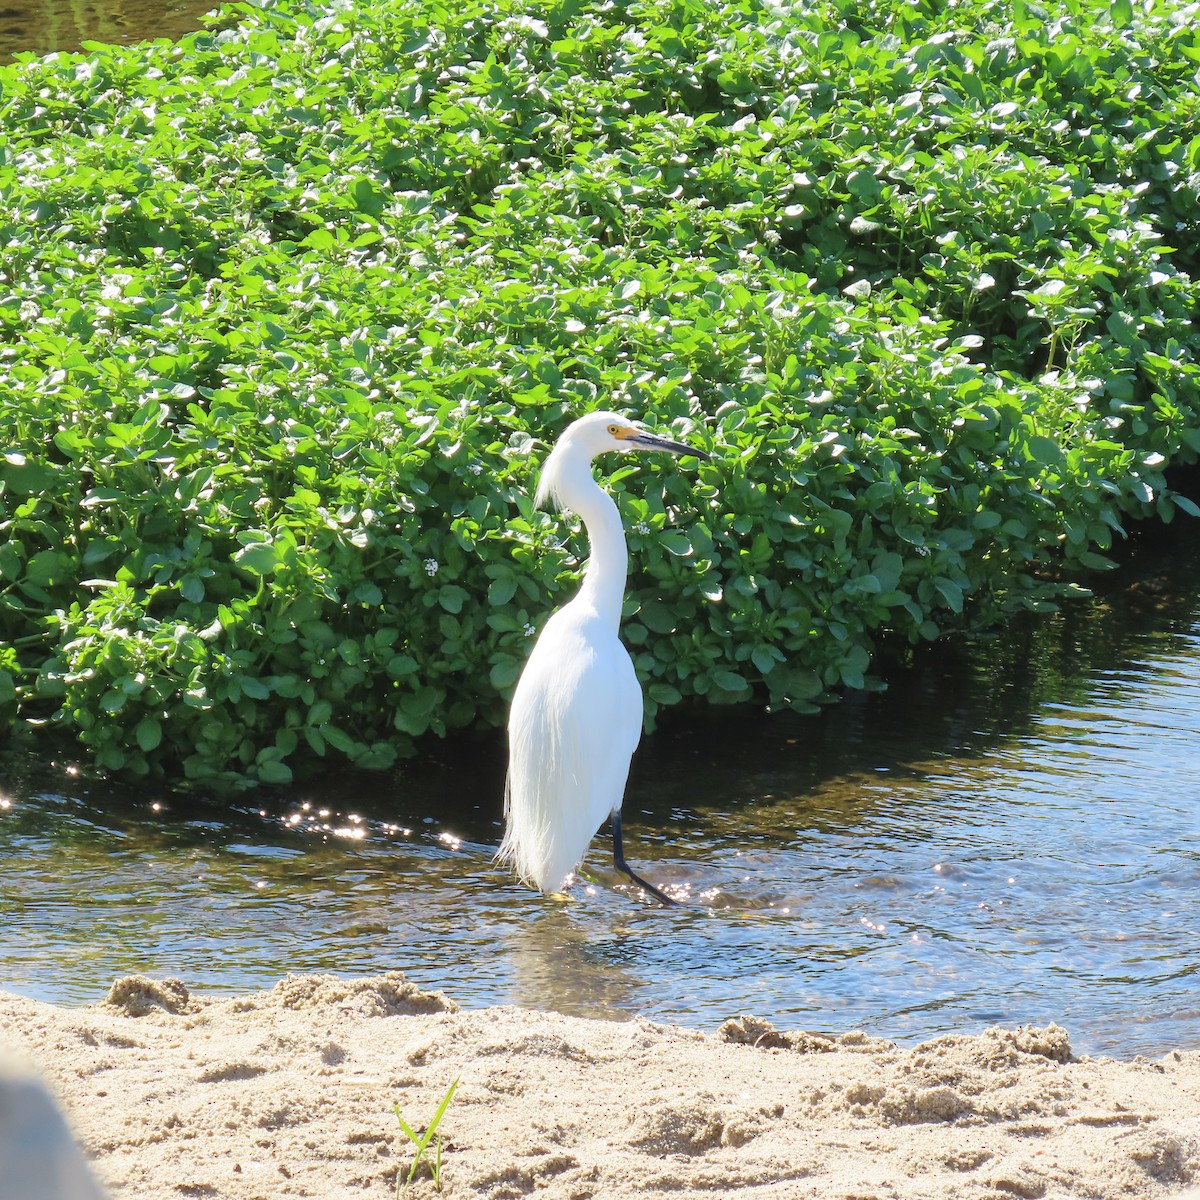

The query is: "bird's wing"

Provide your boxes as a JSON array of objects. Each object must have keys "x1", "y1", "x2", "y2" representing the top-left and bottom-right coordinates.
[{"x1": 500, "y1": 606, "x2": 642, "y2": 893}]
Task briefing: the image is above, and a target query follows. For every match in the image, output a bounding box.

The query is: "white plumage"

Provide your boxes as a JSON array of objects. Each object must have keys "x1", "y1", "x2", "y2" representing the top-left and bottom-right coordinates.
[
  {"x1": 502, "y1": 606, "x2": 641, "y2": 892},
  {"x1": 497, "y1": 411, "x2": 708, "y2": 903}
]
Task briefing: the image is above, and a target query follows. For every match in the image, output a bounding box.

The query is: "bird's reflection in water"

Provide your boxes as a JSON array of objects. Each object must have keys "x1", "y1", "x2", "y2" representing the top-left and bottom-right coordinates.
[
  {"x1": 497, "y1": 866, "x2": 807, "y2": 1025},
  {"x1": 499, "y1": 901, "x2": 648, "y2": 1021}
]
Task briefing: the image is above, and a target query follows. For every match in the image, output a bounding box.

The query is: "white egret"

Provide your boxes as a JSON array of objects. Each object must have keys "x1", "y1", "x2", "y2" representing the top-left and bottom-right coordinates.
[{"x1": 497, "y1": 411, "x2": 709, "y2": 905}]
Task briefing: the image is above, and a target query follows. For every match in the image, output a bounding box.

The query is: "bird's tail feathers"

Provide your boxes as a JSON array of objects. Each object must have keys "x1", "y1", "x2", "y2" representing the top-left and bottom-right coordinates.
[{"x1": 497, "y1": 715, "x2": 592, "y2": 894}]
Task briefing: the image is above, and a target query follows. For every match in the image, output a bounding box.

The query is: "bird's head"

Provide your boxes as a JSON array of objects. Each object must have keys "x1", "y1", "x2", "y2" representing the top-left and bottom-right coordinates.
[
  {"x1": 561, "y1": 410, "x2": 709, "y2": 461},
  {"x1": 536, "y1": 411, "x2": 709, "y2": 509}
]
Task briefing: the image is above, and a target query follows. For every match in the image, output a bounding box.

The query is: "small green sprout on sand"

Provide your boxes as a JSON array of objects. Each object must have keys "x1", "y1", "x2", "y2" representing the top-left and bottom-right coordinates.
[{"x1": 393, "y1": 1077, "x2": 460, "y2": 1196}]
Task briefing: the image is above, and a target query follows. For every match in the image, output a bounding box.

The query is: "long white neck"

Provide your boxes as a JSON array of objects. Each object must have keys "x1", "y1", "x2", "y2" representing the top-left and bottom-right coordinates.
[{"x1": 540, "y1": 446, "x2": 627, "y2": 631}]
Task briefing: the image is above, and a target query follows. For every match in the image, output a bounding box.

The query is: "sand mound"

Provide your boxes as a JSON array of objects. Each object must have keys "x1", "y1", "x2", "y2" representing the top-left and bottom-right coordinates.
[
  {"x1": 1, "y1": 973, "x2": 1197, "y2": 1199},
  {"x1": 222, "y1": 970, "x2": 458, "y2": 1017}
]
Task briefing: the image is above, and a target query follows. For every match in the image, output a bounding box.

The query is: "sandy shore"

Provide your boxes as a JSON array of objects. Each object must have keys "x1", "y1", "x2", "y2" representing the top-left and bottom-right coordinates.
[{"x1": 0, "y1": 972, "x2": 1197, "y2": 1199}]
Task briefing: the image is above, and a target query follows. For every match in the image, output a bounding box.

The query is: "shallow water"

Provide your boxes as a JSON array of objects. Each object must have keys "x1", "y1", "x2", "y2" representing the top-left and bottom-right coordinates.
[
  {"x1": 2, "y1": 524, "x2": 1199, "y2": 1059},
  {"x1": 0, "y1": 0, "x2": 214, "y2": 62}
]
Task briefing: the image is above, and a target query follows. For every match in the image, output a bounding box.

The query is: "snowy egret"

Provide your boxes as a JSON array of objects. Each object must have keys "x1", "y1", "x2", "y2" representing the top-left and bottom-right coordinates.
[{"x1": 497, "y1": 411, "x2": 709, "y2": 905}]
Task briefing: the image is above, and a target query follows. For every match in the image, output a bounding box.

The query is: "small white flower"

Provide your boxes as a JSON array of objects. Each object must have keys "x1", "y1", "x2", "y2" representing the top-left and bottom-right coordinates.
[
  {"x1": 916, "y1": 545, "x2": 931, "y2": 557},
  {"x1": 523, "y1": 623, "x2": 536, "y2": 637},
  {"x1": 632, "y1": 521, "x2": 650, "y2": 535},
  {"x1": 18, "y1": 300, "x2": 38, "y2": 323},
  {"x1": 424, "y1": 558, "x2": 439, "y2": 576},
  {"x1": 468, "y1": 463, "x2": 483, "y2": 475}
]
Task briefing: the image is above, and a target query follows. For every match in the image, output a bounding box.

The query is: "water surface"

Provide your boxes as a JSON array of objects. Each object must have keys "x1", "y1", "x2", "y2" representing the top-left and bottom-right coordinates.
[
  {"x1": 2, "y1": 525, "x2": 1198, "y2": 1059},
  {"x1": 0, "y1": 0, "x2": 214, "y2": 62}
]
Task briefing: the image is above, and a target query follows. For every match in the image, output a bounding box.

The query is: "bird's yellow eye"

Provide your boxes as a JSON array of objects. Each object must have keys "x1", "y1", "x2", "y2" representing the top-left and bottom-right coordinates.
[{"x1": 607, "y1": 423, "x2": 621, "y2": 436}]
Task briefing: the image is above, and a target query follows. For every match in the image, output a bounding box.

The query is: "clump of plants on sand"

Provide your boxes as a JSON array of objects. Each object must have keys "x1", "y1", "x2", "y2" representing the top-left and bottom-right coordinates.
[{"x1": 1, "y1": 0, "x2": 1197, "y2": 784}]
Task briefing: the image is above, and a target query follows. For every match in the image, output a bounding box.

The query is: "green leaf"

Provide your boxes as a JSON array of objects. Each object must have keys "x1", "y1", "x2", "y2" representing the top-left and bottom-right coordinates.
[
  {"x1": 180, "y1": 574, "x2": 205, "y2": 603},
  {"x1": 352, "y1": 582, "x2": 384, "y2": 605},
  {"x1": 233, "y1": 543, "x2": 278, "y2": 575},
  {"x1": 712, "y1": 669, "x2": 749, "y2": 692},
  {"x1": 846, "y1": 169, "x2": 881, "y2": 200},
  {"x1": 658, "y1": 531, "x2": 693, "y2": 556},
  {"x1": 302, "y1": 228, "x2": 336, "y2": 251},
  {"x1": 135, "y1": 717, "x2": 163, "y2": 752},
  {"x1": 1027, "y1": 436, "x2": 1064, "y2": 465},
  {"x1": 0, "y1": 544, "x2": 22, "y2": 580},
  {"x1": 489, "y1": 659, "x2": 521, "y2": 690},
  {"x1": 351, "y1": 179, "x2": 384, "y2": 215},
  {"x1": 257, "y1": 759, "x2": 293, "y2": 784},
  {"x1": 488, "y1": 577, "x2": 517, "y2": 606},
  {"x1": 439, "y1": 585, "x2": 470, "y2": 614},
  {"x1": 24, "y1": 550, "x2": 67, "y2": 588},
  {"x1": 751, "y1": 646, "x2": 780, "y2": 674},
  {"x1": 2, "y1": 458, "x2": 57, "y2": 494},
  {"x1": 638, "y1": 601, "x2": 677, "y2": 634},
  {"x1": 934, "y1": 578, "x2": 964, "y2": 613},
  {"x1": 322, "y1": 725, "x2": 357, "y2": 753}
]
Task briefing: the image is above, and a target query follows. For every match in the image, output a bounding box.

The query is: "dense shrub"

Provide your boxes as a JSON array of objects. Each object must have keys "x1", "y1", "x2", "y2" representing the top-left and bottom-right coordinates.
[{"x1": 1, "y1": 0, "x2": 1197, "y2": 784}]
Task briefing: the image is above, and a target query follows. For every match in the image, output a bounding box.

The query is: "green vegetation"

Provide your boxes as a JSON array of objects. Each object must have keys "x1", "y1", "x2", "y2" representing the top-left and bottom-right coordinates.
[
  {"x1": 393, "y1": 1077, "x2": 460, "y2": 1194},
  {"x1": 1, "y1": 0, "x2": 1197, "y2": 785}
]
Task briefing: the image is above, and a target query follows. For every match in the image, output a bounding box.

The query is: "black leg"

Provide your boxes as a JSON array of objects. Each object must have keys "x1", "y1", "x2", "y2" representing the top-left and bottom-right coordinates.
[{"x1": 610, "y1": 809, "x2": 677, "y2": 907}]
